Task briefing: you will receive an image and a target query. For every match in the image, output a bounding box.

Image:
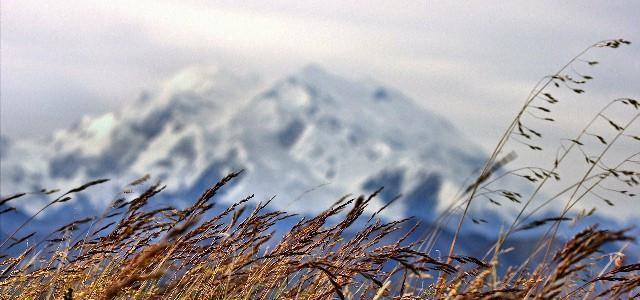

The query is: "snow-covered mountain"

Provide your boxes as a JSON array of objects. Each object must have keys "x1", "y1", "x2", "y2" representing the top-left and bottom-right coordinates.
[
  {"x1": 1, "y1": 65, "x2": 487, "y2": 226},
  {"x1": 3, "y1": 64, "x2": 638, "y2": 266}
]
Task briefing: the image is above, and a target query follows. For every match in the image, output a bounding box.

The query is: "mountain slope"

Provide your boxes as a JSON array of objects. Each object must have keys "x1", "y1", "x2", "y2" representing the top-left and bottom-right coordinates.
[{"x1": 1, "y1": 65, "x2": 486, "y2": 225}]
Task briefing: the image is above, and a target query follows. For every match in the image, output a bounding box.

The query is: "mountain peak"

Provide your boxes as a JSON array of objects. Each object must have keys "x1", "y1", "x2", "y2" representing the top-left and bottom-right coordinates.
[
  {"x1": 164, "y1": 66, "x2": 259, "y2": 94},
  {"x1": 298, "y1": 64, "x2": 332, "y2": 78}
]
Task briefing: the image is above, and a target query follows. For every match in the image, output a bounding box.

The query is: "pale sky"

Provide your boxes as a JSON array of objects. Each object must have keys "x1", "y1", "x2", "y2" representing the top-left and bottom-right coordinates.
[{"x1": 1, "y1": 0, "x2": 639, "y2": 152}]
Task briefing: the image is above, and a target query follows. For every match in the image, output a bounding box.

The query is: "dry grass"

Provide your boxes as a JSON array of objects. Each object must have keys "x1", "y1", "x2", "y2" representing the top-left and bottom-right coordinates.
[{"x1": 1, "y1": 39, "x2": 638, "y2": 299}]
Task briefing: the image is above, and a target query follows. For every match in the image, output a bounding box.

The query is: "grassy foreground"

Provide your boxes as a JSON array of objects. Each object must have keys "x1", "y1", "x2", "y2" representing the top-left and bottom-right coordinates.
[{"x1": 0, "y1": 172, "x2": 638, "y2": 299}]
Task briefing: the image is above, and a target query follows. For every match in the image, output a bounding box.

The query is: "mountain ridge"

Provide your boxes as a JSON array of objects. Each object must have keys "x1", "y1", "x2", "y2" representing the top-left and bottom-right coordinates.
[{"x1": 2, "y1": 65, "x2": 487, "y2": 226}]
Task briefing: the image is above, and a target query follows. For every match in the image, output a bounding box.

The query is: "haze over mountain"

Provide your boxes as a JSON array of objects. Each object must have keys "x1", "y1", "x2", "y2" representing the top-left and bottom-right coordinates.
[{"x1": 1, "y1": 65, "x2": 490, "y2": 225}]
